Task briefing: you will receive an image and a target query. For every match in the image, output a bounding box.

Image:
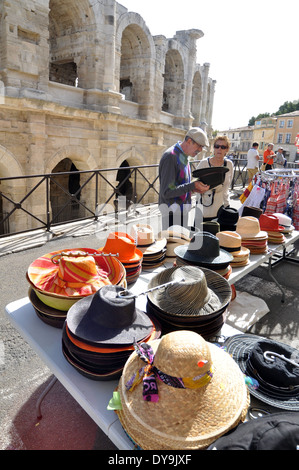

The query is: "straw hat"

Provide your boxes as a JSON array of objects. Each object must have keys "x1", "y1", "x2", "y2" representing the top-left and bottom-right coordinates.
[
  {"x1": 146, "y1": 265, "x2": 231, "y2": 317},
  {"x1": 216, "y1": 231, "x2": 250, "y2": 264},
  {"x1": 130, "y1": 224, "x2": 155, "y2": 246},
  {"x1": 158, "y1": 225, "x2": 192, "y2": 258},
  {"x1": 174, "y1": 232, "x2": 233, "y2": 269},
  {"x1": 236, "y1": 216, "x2": 268, "y2": 240},
  {"x1": 225, "y1": 334, "x2": 299, "y2": 411},
  {"x1": 116, "y1": 330, "x2": 250, "y2": 450}
]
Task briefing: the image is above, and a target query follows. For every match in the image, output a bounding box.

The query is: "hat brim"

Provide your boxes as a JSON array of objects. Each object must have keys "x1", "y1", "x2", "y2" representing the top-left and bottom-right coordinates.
[
  {"x1": 66, "y1": 293, "x2": 154, "y2": 346},
  {"x1": 192, "y1": 167, "x2": 229, "y2": 189},
  {"x1": 225, "y1": 334, "x2": 299, "y2": 411}
]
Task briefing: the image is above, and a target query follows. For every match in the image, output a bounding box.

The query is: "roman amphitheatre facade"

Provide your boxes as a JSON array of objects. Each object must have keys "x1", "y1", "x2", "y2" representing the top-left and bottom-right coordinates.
[{"x1": 0, "y1": 0, "x2": 215, "y2": 234}]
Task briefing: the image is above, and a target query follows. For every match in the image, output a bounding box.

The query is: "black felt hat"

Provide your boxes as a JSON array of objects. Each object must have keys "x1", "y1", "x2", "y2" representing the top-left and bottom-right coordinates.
[
  {"x1": 174, "y1": 231, "x2": 233, "y2": 270},
  {"x1": 242, "y1": 206, "x2": 263, "y2": 219},
  {"x1": 225, "y1": 334, "x2": 299, "y2": 411},
  {"x1": 192, "y1": 167, "x2": 229, "y2": 189},
  {"x1": 207, "y1": 412, "x2": 299, "y2": 450},
  {"x1": 66, "y1": 285, "x2": 153, "y2": 346},
  {"x1": 216, "y1": 206, "x2": 239, "y2": 231}
]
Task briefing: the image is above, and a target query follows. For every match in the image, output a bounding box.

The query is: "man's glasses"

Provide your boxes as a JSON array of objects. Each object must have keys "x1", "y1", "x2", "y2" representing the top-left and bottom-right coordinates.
[{"x1": 214, "y1": 144, "x2": 228, "y2": 150}]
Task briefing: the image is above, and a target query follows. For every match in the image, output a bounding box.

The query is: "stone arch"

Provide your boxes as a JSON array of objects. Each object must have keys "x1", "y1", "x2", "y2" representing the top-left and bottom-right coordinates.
[
  {"x1": 49, "y1": 0, "x2": 99, "y2": 89},
  {"x1": 115, "y1": 147, "x2": 151, "y2": 205},
  {"x1": 116, "y1": 13, "x2": 156, "y2": 112},
  {"x1": 46, "y1": 146, "x2": 98, "y2": 223}
]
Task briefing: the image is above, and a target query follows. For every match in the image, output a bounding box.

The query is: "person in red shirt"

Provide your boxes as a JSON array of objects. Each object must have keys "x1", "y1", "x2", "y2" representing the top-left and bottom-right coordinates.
[{"x1": 263, "y1": 143, "x2": 275, "y2": 170}]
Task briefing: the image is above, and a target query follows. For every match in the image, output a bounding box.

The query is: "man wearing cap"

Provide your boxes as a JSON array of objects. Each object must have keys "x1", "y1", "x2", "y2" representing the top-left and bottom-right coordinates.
[
  {"x1": 158, "y1": 127, "x2": 210, "y2": 230},
  {"x1": 263, "y1": 143, "x2": 275, "y2": 170},
  {"x1": 275, "y1": 147, "x2": 286, "y2": 169}
]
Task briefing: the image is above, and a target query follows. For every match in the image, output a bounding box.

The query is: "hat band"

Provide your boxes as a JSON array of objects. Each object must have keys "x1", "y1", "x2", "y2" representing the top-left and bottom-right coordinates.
[
  {"x1": 125, "y1": 342, "x2": 213, "y2": 402},
  {"x1": 219, "y1": 245, "x2": 242, "y2": 253}
]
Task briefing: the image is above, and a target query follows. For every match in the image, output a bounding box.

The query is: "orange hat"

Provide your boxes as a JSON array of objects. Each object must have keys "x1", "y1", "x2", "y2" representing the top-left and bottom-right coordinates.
[
  {"x1": 27, "y1": 248, "x2": 125, "y2": 297},
  {"x1": 99, "y1": 232, "x2": 143, "y2": 263}
]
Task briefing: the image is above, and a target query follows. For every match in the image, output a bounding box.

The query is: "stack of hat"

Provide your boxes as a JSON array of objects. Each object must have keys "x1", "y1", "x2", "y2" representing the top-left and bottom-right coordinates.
[
  {"x1": 216, "y1": 231, "x2": 250, "y2": 267},
  {"x1": 174, "y1": 231, "x2": 233, "y2": 279},
  {"x1": 259, "y1": 213, "x2": 288, "y2": 244},
  {"x1": 215, "y1": 206, "x2": 239, "y2": 231},
  {"x1": 130, "y1": 224, "x2": 167, "y2": 269},
  {"x1": 26, "y1": 248, "x2": 126, "y2": 328},
  {"x1": 145, "y1": 265, "x2": 232, "y2": 338},
  {"x1": 62, "y1": 285, "x2": 161, "y2": 380},
  {"x1": 272, "y1": 213, "x2": 294, "y2": 234},
  {"x1": 115, "y1": 330, "x2": 250, "y2": 450},
  {"x1": 225, "y1": 334, "x2": 299, "y2": 411},
  {"x1": 158, "y1": 225, "x2": 191, "y2": 258},
  {"x1": 98, "y1": 232, "x2": 143, "y2": 284},
  {"x1": 259, "y1": 214, "x2": 286, "y2": 244},
  {"x1": 236, "y1": 217, "x2": 268, "y2": 254}
]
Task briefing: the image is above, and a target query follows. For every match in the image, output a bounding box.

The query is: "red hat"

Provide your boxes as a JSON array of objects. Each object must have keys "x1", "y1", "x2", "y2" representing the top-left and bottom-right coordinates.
[{"x1": 259, "y1": 214, "x2": 285, "y2": 233}]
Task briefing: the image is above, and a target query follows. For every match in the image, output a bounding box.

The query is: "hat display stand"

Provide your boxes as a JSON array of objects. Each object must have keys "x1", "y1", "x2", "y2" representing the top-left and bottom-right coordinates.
[
  {"x1": 26, "y1": 248, "x2": 127, "y2": 326},
  {"x1": 236, "y1": 216, "x2": 268, "y2": 254},
  {"x1": 116, "y1": 330, "x2": 250, "y2": 450},
  {"x1": 61, "y1": 285, "x2": 161, "y2": 380},
  {"x1": 98, "y1": 232, "x2": 143, "y2": 285},
  {"x1": 130, "y1": 224, "x2": 167, "y2": 269},
  {"x1": 145, "y1": 265, "x2": 232, "y2": 339}
]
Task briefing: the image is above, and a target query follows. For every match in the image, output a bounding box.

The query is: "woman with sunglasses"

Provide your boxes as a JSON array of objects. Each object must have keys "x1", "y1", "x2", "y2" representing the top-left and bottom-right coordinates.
[{"x1": 194, "y1": 135, "x2": 234, "y2": 223}]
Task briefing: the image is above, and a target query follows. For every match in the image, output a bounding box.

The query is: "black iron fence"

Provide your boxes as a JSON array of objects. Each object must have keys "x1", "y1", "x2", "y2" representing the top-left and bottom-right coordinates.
[{"x1": 1, "y1": 158, "x2": 298, "y2": 238}]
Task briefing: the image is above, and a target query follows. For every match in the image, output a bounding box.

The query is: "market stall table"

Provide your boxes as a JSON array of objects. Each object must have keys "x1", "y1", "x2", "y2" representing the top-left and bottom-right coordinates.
[{"x1": 4, "y1": 230, "x2": 299, "y2": 449}]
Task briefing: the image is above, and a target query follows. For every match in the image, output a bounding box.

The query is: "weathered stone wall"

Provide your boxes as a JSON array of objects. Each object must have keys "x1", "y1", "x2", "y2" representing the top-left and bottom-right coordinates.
[{"x1": 0, "y1": 0, "x2": 215, "y2": 233}]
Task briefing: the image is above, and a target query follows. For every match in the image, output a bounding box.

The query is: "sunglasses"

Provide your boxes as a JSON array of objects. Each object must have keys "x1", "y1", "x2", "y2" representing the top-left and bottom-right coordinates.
[{"x1": 214, "y1": 144, "x2": 228, "y2": 150}]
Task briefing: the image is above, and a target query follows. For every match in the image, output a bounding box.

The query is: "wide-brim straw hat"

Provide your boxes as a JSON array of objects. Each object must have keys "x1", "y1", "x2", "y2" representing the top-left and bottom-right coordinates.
[
  {"x1": 27, "y1": 248, "x2": 126, "y2": 310},
  {"x1": 174, "y1": 231, "x2": 233, "y2": 268},
  {"x1": 224, "y1": 334, "x2": 299, "y2": 411},
  {"x1": 147, "y1": 265, "x2": 231, "y2": 317},
  {"x1": 116, "y1": 330, "x2": 250, "y2": 450},
  {"x1": 236, "y1": 216, "x2": 268, "y2": 240}
]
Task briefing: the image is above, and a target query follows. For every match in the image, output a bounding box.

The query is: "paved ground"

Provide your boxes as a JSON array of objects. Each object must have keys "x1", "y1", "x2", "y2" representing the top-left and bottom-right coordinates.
[{"x1": 1, "y1": 191, "x2": 299, "y2": 450}]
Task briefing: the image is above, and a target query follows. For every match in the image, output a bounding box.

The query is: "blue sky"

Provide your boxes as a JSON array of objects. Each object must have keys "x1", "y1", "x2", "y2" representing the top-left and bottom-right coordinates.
[{"x1": 119, "y1": 0, "x2": 298, "y2": 131}]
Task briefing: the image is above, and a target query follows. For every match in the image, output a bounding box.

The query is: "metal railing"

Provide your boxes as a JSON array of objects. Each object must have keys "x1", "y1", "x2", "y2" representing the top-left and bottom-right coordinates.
[{"x1": 1, "y1": 159, "x2": 298, "y2": 238}]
